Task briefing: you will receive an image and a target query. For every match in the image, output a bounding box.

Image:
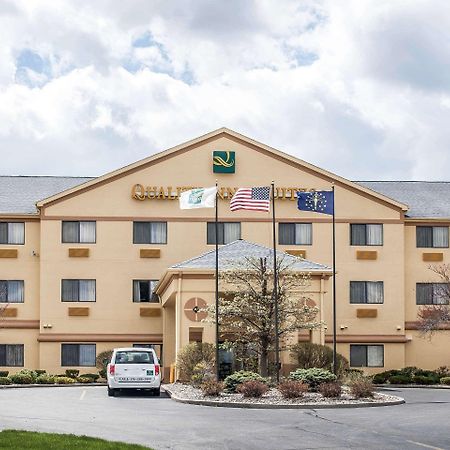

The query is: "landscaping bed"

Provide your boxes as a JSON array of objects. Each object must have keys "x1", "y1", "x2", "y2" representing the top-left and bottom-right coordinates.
[{"x1": 164, "y1": 383, "x2": 404, "y2": 409}]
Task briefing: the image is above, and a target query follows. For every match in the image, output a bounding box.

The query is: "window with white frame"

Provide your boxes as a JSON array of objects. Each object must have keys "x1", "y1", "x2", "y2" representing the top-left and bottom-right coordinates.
[
  {"x1": 350, "y1": 281, "x2": 384, "y2": 304},
  {"x1": 62, "y1": 221, "x2": 96, "y2": 243},
  {"x1": 279, "y1": 223, "x2": 312, "y2": 245},
  {"x1": 61, "y1": 280, "x2": 96, "y2": 302},
  {"x1": 61, "y1": 344, "x2": 96, "y2": 366},
  {"x1": 416, "y1": 226, "x2": 449, "y2": 248},
  {"x1": 350, "y1": 224, "x2": 383, "y2": 246},
  {"x1": 0, "y1": 280, "x2": 24, "y2": 303},
  {"x1": 133, "y1": 280, "x2": 159, "y2": 303},
  {"x1": 416, "y1": 283, "x2": 449, "y2": 305},
  {"x1": 350, "y1": 344, "x2": 384, "y2": 367},
  {"x1": 0, "y1": 222, "x2": 25, "y2": 245},
  {"x1": 133, "y1": 222, "x2": 167, "y2": 244},
  {"x1": 207, "y1": 222, "x2": 241, "y2": 245},
  {"x1": 0, "y1": 344, "x2": 24, "y2": 366}
]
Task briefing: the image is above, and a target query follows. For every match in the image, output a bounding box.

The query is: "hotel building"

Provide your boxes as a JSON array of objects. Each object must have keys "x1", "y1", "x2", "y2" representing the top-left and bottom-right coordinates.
[{"x1": 1, "y1": 128, "x2": 449, "y2": 377}]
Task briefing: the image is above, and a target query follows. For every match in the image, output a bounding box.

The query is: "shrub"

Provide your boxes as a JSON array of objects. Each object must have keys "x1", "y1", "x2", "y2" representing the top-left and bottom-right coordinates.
[
  {"x1": 440, "y1": 376, "x2": 450, "y2": 385},
  {"x1": 0, "y1": 371, "x2": 9, "y2": 377},
  {"x1": 65, "y1": 369, "x2": 80, "y2": 378},
  {"x1": 290, "y1": 343, "x2": 349, "y2": 377},
  {"x1": 319, "y1": 382, "x2": 342, "y2": 398},
  {"x1": 436, "y1": 366, "x2": 450, "y2": 378},
  {"x1": 348, "y1": 378, "x2": 374, "y2": 398},
  {"x1": 176, "y1": 343, "x2": 215, "y2": 382},
  {"x1": 289, "y1": 368, "x2": 337, "y2": 391},
  {"x1": 0, "y1": 377, "x2": 12, "y2": 385},
  {"x1": 223, "y1": 370, "x2": 265, "y2": 393},
  {"x1": 399, "y1": 366, "x2": 420, "y2": 377},
  {"x1": 79, "y1": 373, "x2": 100, "y2": 382},
  {"x1": 278, "y1": 380, "x2": 308, "y2": 399},
  {"x1": 412, "y1": 375, "x2": 436, "y2": 385},
  {"x1": 10, "y1": 373, "x2": 33, "y2": 384},
  {"x1": 237, "y1": 380, "x2": 268, "y2": 398},
  {"x1": 191, "y1": 361, "x2": 214, "y2": 386},
  {"x1": 98, "y1": 369, "x2": 107, "y2": 379},
  {"x1": 77, "y1": 376, "x2": 94, "y2": 384},
  {"x1": 96, "y1": 350, "x2": 113, "y2": 373},
  {"x1": 34, "y1": 370, "x2": 46, "y2": 376},
  {"x1": 414, "y1": 370, "x2": 440, "y2": 384},
  {"x1": 389, "y1": 375, "x2": 412, "y2": 385},
  {"x1": 201, "y1": 380, "x2": 224, "y2": 396},
  {"x1": 372, "y1": 370, "x2": 400, "y2": 384},
  {"x1": 17, "y1": 369, "x2": 38, "y2": 382},
  {"x1": 55, "y1": 376, "x2": 76, "y2": 384},
  {"x1": 36, "y1": 374, "x2": 55, "y2": 384}
]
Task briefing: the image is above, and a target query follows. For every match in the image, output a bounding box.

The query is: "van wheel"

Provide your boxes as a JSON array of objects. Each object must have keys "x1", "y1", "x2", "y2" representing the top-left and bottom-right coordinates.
[
  {"x1": 108, "y1": 386, "x2": 116, "y2": 397},
  {"x1": 153, "y1": 388, "x2": 160, "y2": 397}
]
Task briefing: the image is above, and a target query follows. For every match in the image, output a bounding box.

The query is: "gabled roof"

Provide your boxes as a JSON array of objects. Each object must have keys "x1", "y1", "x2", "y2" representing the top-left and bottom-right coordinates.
[
  {"x1": 34, "y1": 128, "x2": 408, "y2": 211},
  {"x1": 0, "y1": 176, "x2": 93, "y2": 215},
  {"x1": 171, "y1": 239, "x2": 332, "y2": 272},
  {"x1": 357, "y1": 181, "x2": 450, "y2": 219}
]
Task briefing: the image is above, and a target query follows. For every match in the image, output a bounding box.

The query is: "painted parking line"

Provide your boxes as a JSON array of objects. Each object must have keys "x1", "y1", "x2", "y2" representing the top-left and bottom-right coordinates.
[
  {"x1": 406, "y1": 440, "x2": 445, "y2": 450},
  {"x1": 79, "y1": 390, "x2": 86, "y2": 401}
]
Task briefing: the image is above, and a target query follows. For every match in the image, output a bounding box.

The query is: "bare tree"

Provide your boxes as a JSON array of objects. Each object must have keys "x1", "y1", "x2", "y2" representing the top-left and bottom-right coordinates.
[
  {"x1": 417, "y1": 264, "x2": 450, "y2": 335},
  {"x1": 207, "y1": 256, "x2": 321, "y2": 377}
]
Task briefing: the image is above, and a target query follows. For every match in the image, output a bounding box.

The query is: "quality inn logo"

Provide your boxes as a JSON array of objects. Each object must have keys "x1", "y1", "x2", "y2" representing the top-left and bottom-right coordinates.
[{"x1": 213, "y1": 151, "x2": 235, "y2": 173}]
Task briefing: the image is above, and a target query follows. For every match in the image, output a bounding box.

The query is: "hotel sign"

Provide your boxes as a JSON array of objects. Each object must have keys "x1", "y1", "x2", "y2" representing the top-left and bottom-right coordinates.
[
  {"x1": 213, "y1": 151, "x2": 235, "y2": 173},
  {"x1": 132, "y1": 184, "x2": 309, "y2": 201}
]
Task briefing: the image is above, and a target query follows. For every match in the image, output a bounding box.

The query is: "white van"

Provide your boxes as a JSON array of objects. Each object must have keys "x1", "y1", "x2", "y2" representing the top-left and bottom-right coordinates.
[{"x1": 107, "y1": 347, "x2": 161, "y2": 397}]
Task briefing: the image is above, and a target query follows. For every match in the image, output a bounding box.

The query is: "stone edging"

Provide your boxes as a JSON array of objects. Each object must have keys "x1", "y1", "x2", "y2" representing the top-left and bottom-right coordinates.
[
  {"x1": 378, "y1": 384, "x2": 450, "y2": 389},
  {"x1": 162, "y1": 386, "x2": 405, "y2": 409},
  {"x1": 0, "y1": 382, "x2": 107, "y2": 389}
]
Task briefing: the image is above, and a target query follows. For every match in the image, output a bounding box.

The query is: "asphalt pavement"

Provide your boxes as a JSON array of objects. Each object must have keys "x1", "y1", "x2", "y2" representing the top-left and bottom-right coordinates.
[{"x1": 0, "y1": 386, "x2": 449, "y2": 449}]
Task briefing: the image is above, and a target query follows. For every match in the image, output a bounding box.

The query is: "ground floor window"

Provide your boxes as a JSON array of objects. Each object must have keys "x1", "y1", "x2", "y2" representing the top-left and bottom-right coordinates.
[
  {"x1": 0, "y1": 344, "x2": 24, "y2": 367},
  {"x1": 350, "y1": 344, "x2": 384, "y2": 367},
  {"x1": 61, "y1": 344, "x2": 96, "y2": 366}
]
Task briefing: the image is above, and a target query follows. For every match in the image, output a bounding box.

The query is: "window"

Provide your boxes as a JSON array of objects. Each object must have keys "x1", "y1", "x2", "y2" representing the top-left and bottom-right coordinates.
[
  {"x1": 133, "y1": 222, "x2": 167, "y2": 244},
  {"x1": 133, "y1": 280, "x2": 159, "y2": 303},
  {"x1": 62, "y1": 221, "x2": 96, "y2": 243},
  {"x1": 0, "y1": 344, "x2": 24, "y2": 366},
  {"x1": 115, "y1": 350, "x2": 154, "y2": 364},
  {"x1": 61, "y1": 344, "x2": 96, "y2": 366},
  {"x1": 0, "y1": 222, "x2": 24, "y2": 245},
  {"x1": 416, "y1": 283, "x2": 449, "y2": 305},
  {"x1": 133, "y1": 344, "x2": 162, "y2": 363},
  {"x1": 279, "y1": 223, "x2": 312, "y2": 245},
  {"x1": 0, "y1": 281, "x2": 24, "y2": 303},
  {"x1": 350, "y1": 345, "x2": 384, "y2": 367},
  {"x1": 350, "y1": 281, "x2": 384, "y2": 304},
  {"x1": 350, "y1": 224, "x2": 383, "y2": 246},
  {"x1": 61, "y1": 280, "x2": 96, "y2": 302},
  {"x1": 416, "y1": 226, "x2": 449, "y2": 248},
  {"x1": 207, "y1": 222, "x2": 241, "y2": 245}
]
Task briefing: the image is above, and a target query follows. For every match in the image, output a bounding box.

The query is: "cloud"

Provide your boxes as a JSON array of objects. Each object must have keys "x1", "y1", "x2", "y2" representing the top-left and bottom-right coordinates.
[{"x1": 0, "y1": 0, "x2": 449, "y2": 181}]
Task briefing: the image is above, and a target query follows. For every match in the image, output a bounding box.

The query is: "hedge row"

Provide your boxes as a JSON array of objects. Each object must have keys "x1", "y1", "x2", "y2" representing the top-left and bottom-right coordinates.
[
  {"x1": 372, "y1": 367, "x2": 450, "y2": 385},
  {"x1": 0, "y1": 369, "x2": 103, "y2": 385}
]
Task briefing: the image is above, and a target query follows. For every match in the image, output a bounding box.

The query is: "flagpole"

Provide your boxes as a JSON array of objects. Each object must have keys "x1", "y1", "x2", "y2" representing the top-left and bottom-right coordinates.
[
  {"x1": 215, "y1": 180, "x2": 220, "y2": 381},
  {"x1": 331, "y1": 185, "x2": 337, "y2": 375},
  {"x1": 271, "y1": 181, "x2": 280, "y2": 383}
]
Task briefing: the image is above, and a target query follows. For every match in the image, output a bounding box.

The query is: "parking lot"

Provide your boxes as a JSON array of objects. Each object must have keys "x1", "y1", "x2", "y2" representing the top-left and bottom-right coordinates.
[{"x1": 0, "y1": 386, "x2": 449, "y2": 449}]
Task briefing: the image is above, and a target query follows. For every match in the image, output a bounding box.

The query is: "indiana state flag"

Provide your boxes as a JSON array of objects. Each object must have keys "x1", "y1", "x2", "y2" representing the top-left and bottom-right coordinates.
[{"x1": 297, "y1": 190, "x2": 334, "y2": 215}]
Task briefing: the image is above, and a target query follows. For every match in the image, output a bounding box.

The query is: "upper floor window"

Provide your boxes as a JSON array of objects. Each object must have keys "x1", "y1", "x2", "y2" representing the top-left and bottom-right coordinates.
[
  {"x1": 133, "y1": 222, "x2": 167, "y2": 244},
  {"x1": 279, "y1": 223, "x2": 312, "y2": 245},
  {"x1": 416, "y1": 283, "x2": 449, "y2": 305},
  {"x1": 61, "y1": 279, "x2": 96, "y2": 302},
  {"x1": 133, "y1": 280, "x2": 159, "y2": 303},
  {"x1": 61, "y1": 344, "x2": 96, "y2": 366},
  {"x1": 350, "y1": 344, "x2": 384, "y2": 367},
  {"x1": 350, "y1": 224, "x2": 383, "y2": 246},
  {"x1": 0, "y1": 280, "x2": 24, "y2": 303},
  {"x1": 0, "y1": 222, "x2": 24, "y2": 245},
  {"x1": 416, "y1": 226, "x2": 449, "y2": 248},
  {"x1": 0, "y1": 344, "x2": 24, "y2": 367},
  {"x1": 62, "y1": 221, "x2": 96, "y2": 243},
  {"x1": 350, "y1": 281, "x2": 384, "y2": 304},
  {"x1": 207, "y1": 222, "x2": 241, "y2": 245}
]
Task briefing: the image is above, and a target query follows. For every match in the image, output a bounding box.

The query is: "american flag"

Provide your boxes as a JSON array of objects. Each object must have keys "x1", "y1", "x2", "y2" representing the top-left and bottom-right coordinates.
[{"x1": 230, "y1": 186, "x2": 271, "y2": 212}]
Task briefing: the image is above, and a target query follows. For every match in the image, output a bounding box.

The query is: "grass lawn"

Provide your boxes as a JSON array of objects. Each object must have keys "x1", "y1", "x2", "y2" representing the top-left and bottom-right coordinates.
[{"x1": 0, "y1": 430, "x2": 153, "y2": 449}]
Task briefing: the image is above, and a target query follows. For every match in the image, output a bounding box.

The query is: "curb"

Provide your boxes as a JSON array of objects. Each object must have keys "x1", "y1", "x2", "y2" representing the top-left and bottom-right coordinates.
[
  {"x1": 377, "y1": 384, "x2": 450, "y2": 390},
  {"x1": 162, "y1": 387, "x2": 405, "y2": 410},
  {"x1": 0, "y1": 383, "x2": 107, "y2": 389}
]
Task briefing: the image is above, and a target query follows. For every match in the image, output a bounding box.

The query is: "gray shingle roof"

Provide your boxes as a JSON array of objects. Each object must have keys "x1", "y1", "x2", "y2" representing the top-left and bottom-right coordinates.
[
  {"x1": 0, "y1": 176, "x2": 93, "y2": 214},
  {"x1": 171, "y1": 240, "x2": 332, "y2": 272},
  {"x1": 356, "y1": 181, "x2": 450, "y2": 218}
]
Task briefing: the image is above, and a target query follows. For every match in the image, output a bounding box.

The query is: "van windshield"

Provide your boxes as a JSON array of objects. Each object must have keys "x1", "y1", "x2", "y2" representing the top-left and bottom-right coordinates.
[{"x1": 115, "y1": 351, "x2": 154, "y2": 364}]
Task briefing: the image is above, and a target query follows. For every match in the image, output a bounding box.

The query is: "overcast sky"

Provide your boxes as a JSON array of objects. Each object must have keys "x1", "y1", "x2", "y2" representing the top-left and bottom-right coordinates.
[{"x1": 1, "y1": 0, "x2": 449, "y2": 180}]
